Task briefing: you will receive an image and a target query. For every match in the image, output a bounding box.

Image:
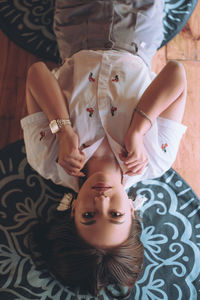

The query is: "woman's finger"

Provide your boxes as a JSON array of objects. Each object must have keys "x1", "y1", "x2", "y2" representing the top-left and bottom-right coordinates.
[
  {"x1": 125, "y1": 169, "x2": 144, "y2": 176},
  {"x1": 69, "y1": 160, "x2": 83, "y2": 169},
  {"x1": 64, "y1": 167, "x2": 85, "y2": 177},
  {"x1": 66, "y1": 151, "x2": 85, "y2": 164},
  {"x1": 70, "y1": 171, "x2": 85, "y2": 177},
  {"x1": 61, "y1": 156, "x2": 83, "y2": 168},
  {"x1": 78, "y1": 150, "x2": 86, "y2": 161},
  {"x1": 125, "y1": 162, "x2": 148, "y2": 175},
  {"x1": 124, "y1": 159, "x2": 145, "y2": 167},
  {"x1": 122, "y1": 152, "x2": 141, "y2": 164},
  {"x1": 58, "y1": 159, "x2": 81, "y2": 173},
  {"x1": 125, "y1": 158, "x2": 148, "y2": 168}
]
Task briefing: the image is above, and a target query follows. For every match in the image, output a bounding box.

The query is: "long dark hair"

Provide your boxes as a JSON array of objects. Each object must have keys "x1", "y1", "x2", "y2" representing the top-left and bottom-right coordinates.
[{"x1": 29, "y1": 209, "x2": 144, "y2": 298}]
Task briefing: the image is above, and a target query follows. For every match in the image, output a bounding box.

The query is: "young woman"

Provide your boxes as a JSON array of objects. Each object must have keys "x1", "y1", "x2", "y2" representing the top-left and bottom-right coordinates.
[{"x1": 21, "y1": 0, "x2": 187, "y2": 297}]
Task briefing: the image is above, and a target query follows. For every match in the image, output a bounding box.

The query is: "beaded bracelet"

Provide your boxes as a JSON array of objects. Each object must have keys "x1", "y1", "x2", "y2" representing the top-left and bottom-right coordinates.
[{"x1": 134, "y1": 107, "x2": 153, "y2": 128}]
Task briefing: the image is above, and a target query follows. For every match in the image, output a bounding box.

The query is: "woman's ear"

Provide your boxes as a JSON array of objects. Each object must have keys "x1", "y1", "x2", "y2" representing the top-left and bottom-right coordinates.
[
  {"x1": 71, "y1": 199, "x2": 77, "y2": 217},
  {"x1": 121, "y1": 172, "x2": 128, "y2": 186},
  {"x1": 129, "y1": 198, "x2": 134, "y2": 214}
]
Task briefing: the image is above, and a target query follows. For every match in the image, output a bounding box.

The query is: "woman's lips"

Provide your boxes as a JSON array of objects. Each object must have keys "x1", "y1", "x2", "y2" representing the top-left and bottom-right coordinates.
[
  {"x1": 92, "y1": 184, "x2": 112, "y2": 192},
  {"x1": 92, "y1": 187, "x2": 112, "y2": 192},
  {"x1": 93, "y1": 183, "x2": 111, "y2": 187}
]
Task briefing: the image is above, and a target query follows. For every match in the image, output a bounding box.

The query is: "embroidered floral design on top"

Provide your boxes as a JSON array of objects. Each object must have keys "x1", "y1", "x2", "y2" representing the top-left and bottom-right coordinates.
[
  {"x1": 39, "y1": 131, "x2": 45, "y2": 141},
  {"x1": 111, "y1": 106, "x2": 117, "y2": 116},
  {"x1": 112, "y1": 75, "x2": 119, "y2": 82},
  {"x1": 161, "y1": 143, "x2": 168, "y2": 153},
  {"x1": 86, "y1": 107, "x2": 95, "y2": 117},
  {"x1": 88, "y1": 72, "x2": 95, "y2": 82}
]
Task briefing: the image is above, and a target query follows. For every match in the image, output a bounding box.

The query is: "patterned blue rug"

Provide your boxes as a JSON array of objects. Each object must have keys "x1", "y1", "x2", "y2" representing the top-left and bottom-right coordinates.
[
  {"x1": 0, "y1": 0, "x2": 198, "y2": 63},
  {"x1": 0, "y1": 140, "x2": 200, "y2": 300}
]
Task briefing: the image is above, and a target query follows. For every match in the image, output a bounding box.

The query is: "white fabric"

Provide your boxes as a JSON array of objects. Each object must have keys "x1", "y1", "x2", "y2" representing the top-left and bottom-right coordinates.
[
  {"x1": 21, "y1": 50, "x2": 187, "y2": 192},
  {"x1": 132, "y1": 194, "x2": 148, "y2": 210}
]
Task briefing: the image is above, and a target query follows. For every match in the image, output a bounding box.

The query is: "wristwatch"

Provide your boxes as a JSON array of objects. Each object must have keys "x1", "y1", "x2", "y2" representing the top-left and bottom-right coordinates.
[{"x1": 49, "y1": 119, "x2": 72, "y2": 134}]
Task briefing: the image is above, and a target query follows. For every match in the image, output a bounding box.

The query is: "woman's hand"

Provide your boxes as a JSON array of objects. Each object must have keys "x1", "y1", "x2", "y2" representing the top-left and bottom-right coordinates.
[
  {"x1": 57, "y1": 127, "x2": 85, "y2": 177},
  {"x1": 119, "y1": 129, "x2": 149, "y2": 176}
]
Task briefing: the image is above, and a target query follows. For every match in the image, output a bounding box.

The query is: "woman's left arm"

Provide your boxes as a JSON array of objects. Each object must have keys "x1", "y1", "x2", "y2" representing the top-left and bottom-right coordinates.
[{"x1": 120, "y1": 60, "x2": 186, "y2": 176}]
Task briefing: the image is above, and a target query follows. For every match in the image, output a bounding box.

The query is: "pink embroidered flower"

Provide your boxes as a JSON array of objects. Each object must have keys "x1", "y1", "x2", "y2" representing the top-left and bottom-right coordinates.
[
  {"x1": 161, "y1": 143, "x2": 168, "y2": 152},
  {"x1": 40, "y1": 131, "x2": 45, "y2": 141},
  {"x1": 111, "y1": 106, "x2": 117, "y2": 116},
  {"x1": 89, "y1": 72, "x2": 95, "y2": 82},
  {"x1": 112, "y1": 75, "x2": 119, "y2": 82},
  {"x1": 86, "y1": 107, "x2": 94, "y2": 117}
]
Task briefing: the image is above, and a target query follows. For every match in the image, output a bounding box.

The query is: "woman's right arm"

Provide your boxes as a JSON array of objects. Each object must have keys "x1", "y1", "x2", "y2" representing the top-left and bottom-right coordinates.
[
  {"x1": 26, "y1": 61, "x2": 70, "y2": 121},
  {"x1": 26, "y1": 62, "x2": 85, "y2": 177}
]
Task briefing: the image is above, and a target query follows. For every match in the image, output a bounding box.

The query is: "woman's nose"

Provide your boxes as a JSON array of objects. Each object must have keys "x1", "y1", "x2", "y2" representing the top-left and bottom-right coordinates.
[{"x1": 94, "y1": 195, "x2": 110, "y2": 214}]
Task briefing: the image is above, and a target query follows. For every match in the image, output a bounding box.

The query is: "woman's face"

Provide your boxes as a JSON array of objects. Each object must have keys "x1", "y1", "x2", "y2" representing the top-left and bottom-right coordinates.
[{"x1": 72, "y1": 172, "x2": 134, "y2": 248}]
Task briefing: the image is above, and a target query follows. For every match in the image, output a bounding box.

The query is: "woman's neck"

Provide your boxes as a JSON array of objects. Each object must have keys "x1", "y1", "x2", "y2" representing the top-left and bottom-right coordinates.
[{"x1": 86, "y1": 137, "x2": 122, "y2": 180}]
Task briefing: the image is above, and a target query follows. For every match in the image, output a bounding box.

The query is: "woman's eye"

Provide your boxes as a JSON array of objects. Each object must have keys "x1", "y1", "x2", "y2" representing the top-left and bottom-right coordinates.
[
  {"x1": 110, "y1": 211, "x2": 124, "y2": 218},
  {"x1": 82, "y1": 212, "x2": 95, "y2": 219}
]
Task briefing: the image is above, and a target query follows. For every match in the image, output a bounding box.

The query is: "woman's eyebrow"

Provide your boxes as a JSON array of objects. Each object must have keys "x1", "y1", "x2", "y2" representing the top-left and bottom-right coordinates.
[{"x1": 80, "y1": 220, "x2": 125, "y2": 225}]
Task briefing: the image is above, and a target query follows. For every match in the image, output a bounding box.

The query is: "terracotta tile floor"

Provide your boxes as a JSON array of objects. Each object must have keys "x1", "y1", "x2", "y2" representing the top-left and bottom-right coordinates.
[{"x1": 0, "y1": 2, "x2": 200, "y2": 197}]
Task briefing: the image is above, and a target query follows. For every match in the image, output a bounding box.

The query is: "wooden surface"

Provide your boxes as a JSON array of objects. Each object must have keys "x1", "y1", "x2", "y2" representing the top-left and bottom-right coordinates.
[
  {"x1": 0, "y1": 2, "x2": 200, "y2": 197},
  {"x1": 152, "y1": 2, "x2": 200, "y2": 198}
]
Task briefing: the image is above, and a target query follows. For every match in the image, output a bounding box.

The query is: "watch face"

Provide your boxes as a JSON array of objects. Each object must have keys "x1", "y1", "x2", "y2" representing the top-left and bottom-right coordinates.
[{"x1": 50, "y1": 120, "x2": 59, "y2": 134}]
